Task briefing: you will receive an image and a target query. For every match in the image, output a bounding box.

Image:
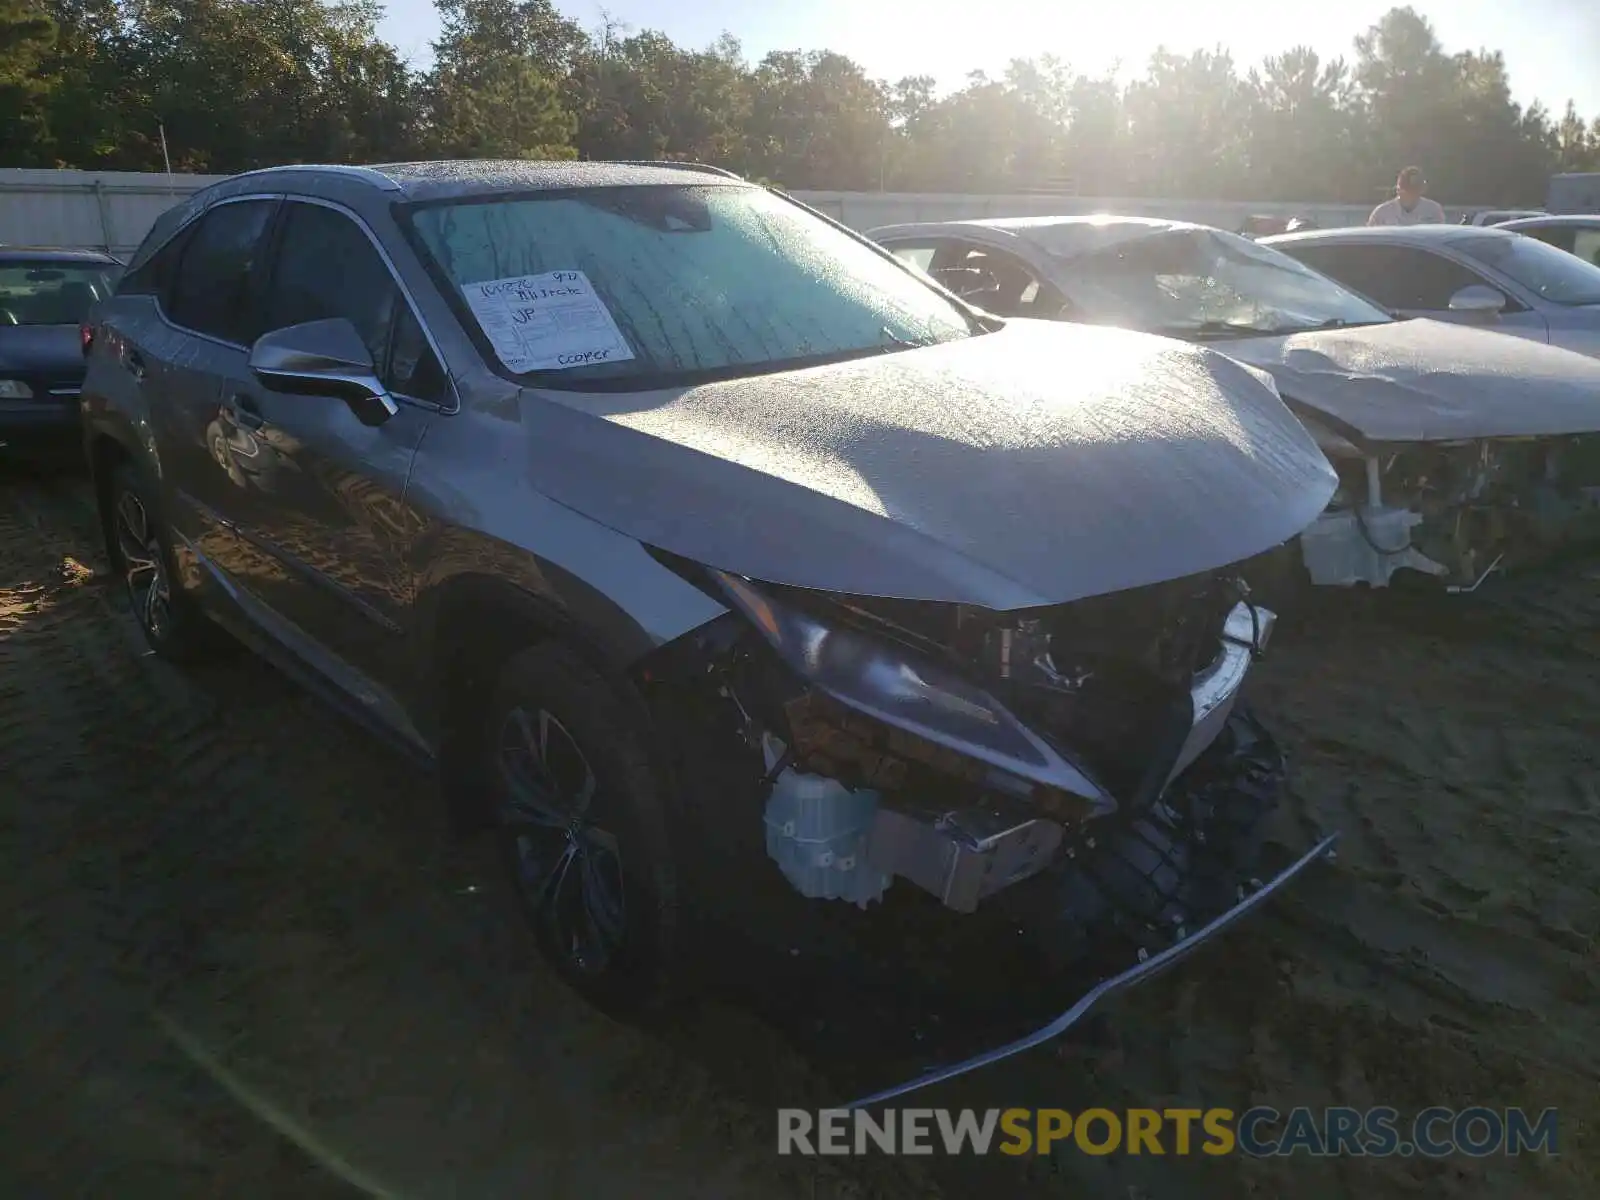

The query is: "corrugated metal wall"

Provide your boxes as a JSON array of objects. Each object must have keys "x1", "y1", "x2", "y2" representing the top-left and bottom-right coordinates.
[{"x1": 2, "y1": 168, "x2": 1475, "y2": 254}]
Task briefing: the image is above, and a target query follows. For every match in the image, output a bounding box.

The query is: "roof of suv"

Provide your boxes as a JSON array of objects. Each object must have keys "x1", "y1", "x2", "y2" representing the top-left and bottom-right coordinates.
[
  {"x1": 230, "y1": 159, "x2": 748, "y2": 203},
  {"x1": 128, "y1": 159, "x2": 752, "y2": 277}
]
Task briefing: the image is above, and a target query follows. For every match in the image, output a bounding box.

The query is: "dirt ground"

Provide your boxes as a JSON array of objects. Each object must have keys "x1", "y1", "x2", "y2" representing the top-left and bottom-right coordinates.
[{"x1": 1, "y1": 457, "x2": 1595, "y2": 1199}]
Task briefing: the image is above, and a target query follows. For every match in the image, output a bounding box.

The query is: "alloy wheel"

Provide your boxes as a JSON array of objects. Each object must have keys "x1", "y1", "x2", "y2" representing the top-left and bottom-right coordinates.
[
  {"x1": 498, "y1": 705, "x2": 626, "y2": 973},
  {"x1": 114, "y1": 489, "x2": 172, "y2": 642}
]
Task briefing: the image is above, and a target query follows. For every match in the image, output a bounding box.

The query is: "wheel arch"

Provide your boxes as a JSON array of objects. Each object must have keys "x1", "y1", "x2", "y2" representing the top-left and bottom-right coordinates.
[{"x1": 414, "y1": 569, "x2": 668, "y2": 833}]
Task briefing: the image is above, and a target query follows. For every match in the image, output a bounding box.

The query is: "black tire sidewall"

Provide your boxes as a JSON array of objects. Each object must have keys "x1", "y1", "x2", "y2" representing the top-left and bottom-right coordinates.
[{"x1": 484, "y1": 642, "x2": 679, "y2": 1017}]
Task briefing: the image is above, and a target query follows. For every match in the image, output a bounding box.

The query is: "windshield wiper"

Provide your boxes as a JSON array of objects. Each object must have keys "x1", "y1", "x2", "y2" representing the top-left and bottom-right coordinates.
[
  {"x1": 1279, "y1": 317, "x2": 1394, "y2": 332},
  {"x1": 1159, "y1": 320, "x2": 1278, "y2": 339},
  {"x1": 880, "y1": 326, "x2": 934, "y2": 350}
]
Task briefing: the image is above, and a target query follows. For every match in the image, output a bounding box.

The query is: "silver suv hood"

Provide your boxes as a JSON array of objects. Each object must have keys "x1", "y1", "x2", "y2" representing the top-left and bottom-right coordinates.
[{"x1": 523, "y1": 320, "x2": 1336, "y2": 610}]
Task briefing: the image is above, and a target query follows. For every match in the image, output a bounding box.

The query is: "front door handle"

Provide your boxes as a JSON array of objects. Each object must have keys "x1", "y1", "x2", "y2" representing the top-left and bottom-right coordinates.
[{"x1": 225, "y1": 393, "x2": 264, "y2": 430}]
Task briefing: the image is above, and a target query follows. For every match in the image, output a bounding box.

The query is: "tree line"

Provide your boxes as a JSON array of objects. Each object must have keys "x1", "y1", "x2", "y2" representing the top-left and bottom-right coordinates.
[{"x1": 3, "y1": 1, "x2": 1597, "y2": 204}]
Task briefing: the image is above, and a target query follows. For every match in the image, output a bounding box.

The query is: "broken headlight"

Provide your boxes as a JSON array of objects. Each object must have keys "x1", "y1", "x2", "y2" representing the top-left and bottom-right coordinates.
[{"x1": 710, "y1": 571, "x2": 1114, "y2": 814}]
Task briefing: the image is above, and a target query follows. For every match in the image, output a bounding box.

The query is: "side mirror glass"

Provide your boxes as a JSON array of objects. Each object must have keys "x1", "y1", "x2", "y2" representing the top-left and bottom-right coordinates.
[
  {"x1": 1446, "y1": 284, "x2": 1506, "y2": 316},
  {"x1": 248, "y1": 318, "x2": 399, "y2": 427}
]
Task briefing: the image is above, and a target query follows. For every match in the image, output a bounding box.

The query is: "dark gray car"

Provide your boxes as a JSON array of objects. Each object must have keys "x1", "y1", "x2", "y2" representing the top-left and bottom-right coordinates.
[
  {"x1": 82, "y1": 161, "x2": 1338, "y2": 1101},
  {"x1": 0, "y1": 247, "x2": 122, "y2": 453}
]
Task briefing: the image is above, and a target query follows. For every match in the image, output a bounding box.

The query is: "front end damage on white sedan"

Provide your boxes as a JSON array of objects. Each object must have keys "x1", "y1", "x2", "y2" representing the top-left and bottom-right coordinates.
[
  {"x1": 1223, "y1": 318, "x2": 1600, "y2": 592},
  {"x1": 1295, "y1": 420, "x2": 1600, "y2": 591}
]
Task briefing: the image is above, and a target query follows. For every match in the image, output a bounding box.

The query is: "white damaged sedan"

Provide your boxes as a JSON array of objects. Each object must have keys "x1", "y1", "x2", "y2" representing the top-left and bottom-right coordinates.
[{"x1": 870, "y1": 215, "x2": 1600, "y2": 591}]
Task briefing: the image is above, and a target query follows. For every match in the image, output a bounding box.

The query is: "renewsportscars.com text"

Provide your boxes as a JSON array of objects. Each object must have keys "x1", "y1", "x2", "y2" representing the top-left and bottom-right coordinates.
[{"x1": 777, "y1": 1106, "x2": 1559, "y2": 1158}]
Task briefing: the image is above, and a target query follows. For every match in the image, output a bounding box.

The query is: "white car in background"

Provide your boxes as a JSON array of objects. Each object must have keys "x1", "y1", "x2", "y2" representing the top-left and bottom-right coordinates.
[
  {"x1": 869, "y1": 215, "x2": 1600, "y2": 593},
  {"x1": 1464, "y1": 208, "x2": 1546, "y2": 226},
  {"x1": 1261, "y1": 224, "x2": 1600, "y2": 358}
]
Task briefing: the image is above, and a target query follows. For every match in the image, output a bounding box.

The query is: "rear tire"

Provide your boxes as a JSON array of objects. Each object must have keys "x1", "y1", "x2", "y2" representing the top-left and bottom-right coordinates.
[
  {"x1": 484, "y1": 643, "x2": 680, "y2": 1018},
  {"x1": 107, "y1": 463, "x2": 221, "y2": 664}
]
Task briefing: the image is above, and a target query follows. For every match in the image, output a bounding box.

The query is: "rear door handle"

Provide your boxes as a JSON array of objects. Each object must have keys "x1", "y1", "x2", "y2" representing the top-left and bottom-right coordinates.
[
  {"x1": 124, "y1": 347, "x2": 146, "y2": 381},
  {"x1": 225, "y1": 392, "x2": 264, "y2": 430}
]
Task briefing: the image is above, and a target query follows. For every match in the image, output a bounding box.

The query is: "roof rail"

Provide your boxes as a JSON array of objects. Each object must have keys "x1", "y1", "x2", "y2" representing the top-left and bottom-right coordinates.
[
  {"x1": 222, "y1": 163, "x2": 402, "y2": 192},
  {"x1": 608, "y1": 159, "x2": 746, "y2": 181}
]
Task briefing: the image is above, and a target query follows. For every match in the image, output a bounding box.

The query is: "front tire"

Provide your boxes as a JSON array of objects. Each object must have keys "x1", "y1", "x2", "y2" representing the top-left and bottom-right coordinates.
[
  {"x1": 107, "y1": 463, "x2": 219, "y2": 664},
  {"x1": 484, "y1": 643, "x2": 680, "y2": 1017}
]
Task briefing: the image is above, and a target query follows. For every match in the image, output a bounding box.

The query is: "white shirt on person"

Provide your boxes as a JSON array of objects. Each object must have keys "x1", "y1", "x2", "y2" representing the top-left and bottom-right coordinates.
[{"x1": 1368, "y1": 197, "x2": 1447, "y2": 226}]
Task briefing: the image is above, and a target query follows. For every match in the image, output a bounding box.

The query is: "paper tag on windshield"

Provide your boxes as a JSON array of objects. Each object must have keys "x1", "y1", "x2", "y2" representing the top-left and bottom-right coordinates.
[{"x1": 460, "y1": 270, "x2": 635, "y2": 372}]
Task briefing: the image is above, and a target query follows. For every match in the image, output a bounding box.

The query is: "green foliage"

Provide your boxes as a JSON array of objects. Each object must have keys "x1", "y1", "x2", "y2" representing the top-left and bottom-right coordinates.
[
  {"x1": 423, "y1": 0, "x2": 581, "y2": 158},
  {"x1": 0, "y1": 1, "x2": 1595, "y2": 202},
  {"x1": 0, "y1": 0, "x2": 57, "y2": 162}
]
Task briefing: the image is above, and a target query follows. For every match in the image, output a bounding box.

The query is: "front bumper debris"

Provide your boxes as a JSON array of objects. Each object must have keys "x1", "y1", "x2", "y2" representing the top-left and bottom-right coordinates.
[
  {"x1": 843, "y1": 705, "x2": 1332, "y2": 1108},
  {"x1": 845, "y1": 829, "x2": 1338, "y2": 1108}
]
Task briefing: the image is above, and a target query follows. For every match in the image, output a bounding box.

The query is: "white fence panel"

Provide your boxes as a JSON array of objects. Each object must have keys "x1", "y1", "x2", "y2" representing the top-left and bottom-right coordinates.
[
  {"x1": 0, "y1": 169, "x2": 224, "y2": 257},
  {"x1": 3, "y1": 168, "x2": 1484, "y2": 254}
]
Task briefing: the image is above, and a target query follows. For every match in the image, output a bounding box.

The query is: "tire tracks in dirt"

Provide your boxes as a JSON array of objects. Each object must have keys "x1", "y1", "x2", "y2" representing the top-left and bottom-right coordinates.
[{"x1": 0, "y1": 465, "x2": 919, "y2": 1200}]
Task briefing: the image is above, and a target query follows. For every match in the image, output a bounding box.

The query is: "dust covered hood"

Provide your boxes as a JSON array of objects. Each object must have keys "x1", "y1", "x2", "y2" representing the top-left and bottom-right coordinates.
[
  {"x1": 522, "y1": 320, "x2": 1337, "y2": 610},
  {"x1": 1223, "y1": 318, "x2": 1600, "y2": 443}
]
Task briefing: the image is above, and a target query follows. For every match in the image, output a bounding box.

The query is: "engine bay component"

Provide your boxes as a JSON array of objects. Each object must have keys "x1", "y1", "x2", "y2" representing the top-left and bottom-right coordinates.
[
  {"x1": 710, "y1": 569, "x2": 1114, "y2": 811},
  {"x1": 1298, "y1": 437, "x2": 1600, "y2": 589},
  {"x1": 865, "y1": 803, "x2": 1065, "y2": 913},
  {"x1": 761, "y1": 734, "x2": 892, "y2": 908},
  {"x1": 651, "y1": 562, "x2": 1286, "y2": 918},
  {"x1": 1299, "y1": 506, "x2": 1447, "y2": 587}
]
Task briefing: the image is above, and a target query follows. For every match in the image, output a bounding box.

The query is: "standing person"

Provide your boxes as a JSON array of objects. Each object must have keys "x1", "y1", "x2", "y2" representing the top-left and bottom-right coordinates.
[{"x1": 1368, "y1": 166, "x2": 1447, "y2": 226}]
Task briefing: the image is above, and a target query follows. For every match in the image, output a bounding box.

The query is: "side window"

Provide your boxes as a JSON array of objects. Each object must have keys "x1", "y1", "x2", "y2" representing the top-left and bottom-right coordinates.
[
  {"x1": 1573, "y1": 230, "x2": 1600, "y2": 268},
  {"x1": 117, "y1": 224, "x2": 194, "y2": 306},
  {"x1": 386, "y1": 304, "x2": 450, "y2": 401},
  {"x1": 263, "y1": 202, "x2": 446, "y2": 402},
  {"x1": 1521, "y1": 227, "x2": 1575, "y2": 253},
  {"x1": 935, "y1": 243, "x2": 1066, "y2": 318},
  {"x1": 1287, "y1": 244, "x2": 1490, "y2": 311},
  {"x1": 167, "y1": 200, "x2": 277, "y2": 342},
  {"x1": 887, "y1": 244, "x2": 938, "y2": 274}
]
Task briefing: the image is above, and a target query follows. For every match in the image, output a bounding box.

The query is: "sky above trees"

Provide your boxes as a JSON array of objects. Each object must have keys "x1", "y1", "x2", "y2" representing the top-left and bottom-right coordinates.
[
  {"x1": 377, "y1": 0, "x2": 1600, "y2": 115},
  {"x1": 3, "y1": 1, "x2": 1596, "y2": 206}
]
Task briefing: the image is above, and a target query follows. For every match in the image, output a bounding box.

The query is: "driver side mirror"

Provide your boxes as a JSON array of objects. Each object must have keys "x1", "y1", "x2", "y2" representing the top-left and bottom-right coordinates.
[
  {"x1": 248, "y1": 318, "x2": 399, "y2": 427},
  {"x1": 1446, "y1": 284, "x2": 1506, "y2": 318}
]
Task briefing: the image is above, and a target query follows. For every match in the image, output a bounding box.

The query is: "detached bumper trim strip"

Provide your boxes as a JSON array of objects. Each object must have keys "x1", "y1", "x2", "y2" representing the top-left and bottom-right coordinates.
[{"x1": 844, "y1": 831, "x2": 1340, "y2": 1109}]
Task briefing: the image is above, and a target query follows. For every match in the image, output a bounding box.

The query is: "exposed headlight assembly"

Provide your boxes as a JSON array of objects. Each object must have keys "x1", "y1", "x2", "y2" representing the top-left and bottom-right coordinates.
[{"x1": 710, "y1": 570, "x2": 1114, "y2": 814}]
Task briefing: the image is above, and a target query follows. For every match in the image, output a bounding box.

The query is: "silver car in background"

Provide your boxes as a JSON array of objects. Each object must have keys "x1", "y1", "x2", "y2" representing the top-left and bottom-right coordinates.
[
  {"x1": 869, "y1": 215, "x2": 1600, "y2": 592},
  {"x1": 1262, "y1": 224, "x2": 1600, "y2": 358},
  {"x1": 1496, "y1": 214, "x2": 1600, "y2": 268}
]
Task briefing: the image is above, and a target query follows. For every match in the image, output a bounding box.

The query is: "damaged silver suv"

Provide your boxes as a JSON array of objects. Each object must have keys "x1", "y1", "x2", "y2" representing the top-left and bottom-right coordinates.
[{"x1": 82, "y1": 161, "x2": 1339, "y2": 1100}]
